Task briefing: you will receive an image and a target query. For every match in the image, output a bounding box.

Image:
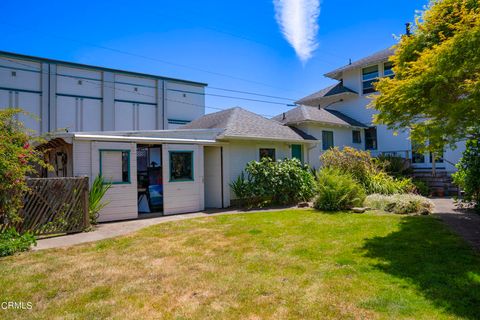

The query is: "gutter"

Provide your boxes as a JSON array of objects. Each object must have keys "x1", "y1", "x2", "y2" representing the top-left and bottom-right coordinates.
[{"x1": 72, "y1": 134, "x2": 217, "y2": 144}]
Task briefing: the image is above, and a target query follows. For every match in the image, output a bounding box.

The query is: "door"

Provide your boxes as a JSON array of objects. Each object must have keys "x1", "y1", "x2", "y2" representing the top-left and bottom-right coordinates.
[
  {"x1": 162, "y1": 144, "x2": 204, "y2": 215},
  {"x1": 291, "y1": 144, "x2": 303, "y2": 162},
  {"x1": 204, "y1": 146, "x2": 223, "y2": 208}
]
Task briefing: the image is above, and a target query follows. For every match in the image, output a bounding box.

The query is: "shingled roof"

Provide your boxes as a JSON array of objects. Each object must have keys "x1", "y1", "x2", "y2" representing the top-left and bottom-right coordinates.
[
  {"x1": 182, "y1": 107, "x2": 316, "y2": 142},
  {"x1": 325, "y1": 48, "x2": 394, "y2": 80},
  {"x1": 272, "y1": 105, "x2": 367, "y2": 128},
  {"x1": 295, "y1": 82, "x2": 357, "y2": 106}
]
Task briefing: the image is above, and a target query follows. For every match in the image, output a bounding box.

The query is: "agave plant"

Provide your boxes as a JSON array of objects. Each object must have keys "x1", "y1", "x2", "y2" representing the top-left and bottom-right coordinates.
[{"x1": 88, "y1": 175, "x2": 111, "y2": 225}]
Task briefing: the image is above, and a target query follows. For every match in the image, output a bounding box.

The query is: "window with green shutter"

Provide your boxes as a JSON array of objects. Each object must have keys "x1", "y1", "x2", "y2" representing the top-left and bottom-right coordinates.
[{"x1": 322, "y1": 131, "x2": 334, "y2": 150}]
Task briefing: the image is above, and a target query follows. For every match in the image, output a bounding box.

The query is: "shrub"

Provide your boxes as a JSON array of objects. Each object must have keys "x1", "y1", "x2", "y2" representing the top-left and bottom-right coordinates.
[
  {"x1": 314, "y1": 168, "x2": 366, "y2": 211},
  {"x1": 452, "y1": 138, "x2": 480, "y2": 211},
  {"x1": 412, "y1": 179, "x2": 430, "y2": 196},
  {"x1": 88, "y1": 175, "x2": 112, "y2": 225},
  {"x1": 365, "y1": 194, "x2": 434, "y2": 215},
  {"x1": 320, "y1": 147, "x2": 416, "y2": 195},
  {"x1": 364, "y1": 172, "x2": 416, "y2": 195},
  {"x1": 231, "y1": 158, "x2": 316, "y2": 207},
  {"x1": 0, "y1": 108, "x2": 49, "y2": 225},
  {"x1": 0, "y1": 228, "x2": 36, "y2": 257},
  {"x1": 377, "y1": 154, "x2": 413, "y2": 177}
]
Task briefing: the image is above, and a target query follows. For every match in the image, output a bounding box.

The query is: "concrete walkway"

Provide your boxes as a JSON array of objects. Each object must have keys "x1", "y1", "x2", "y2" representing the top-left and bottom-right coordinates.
[
  {"x1": 432, "y1": 198, "x2": 480, "y2": 252},
  {"x1": 34, "y1": 206, "x2": 299, "y2": 250}
]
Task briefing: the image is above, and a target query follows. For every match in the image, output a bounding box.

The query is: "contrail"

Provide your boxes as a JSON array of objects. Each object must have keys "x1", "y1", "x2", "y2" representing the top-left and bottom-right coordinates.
[{"x1": 273, "y1": 0, "x2": 321, "y2": 64}]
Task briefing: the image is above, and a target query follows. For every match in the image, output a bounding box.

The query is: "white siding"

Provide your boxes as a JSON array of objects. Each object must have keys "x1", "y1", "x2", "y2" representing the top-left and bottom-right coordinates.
[
  {"x1": 165, "y1": 81, "x2": 204, "y2": 128},
  {"x1": 227, "y1": 140, "x2": 305, "y2": 201},
  {"x1": 90, "y1": 141, "x2": 138, "y2": 222},
  {"x1": 0, "y1": 53, "x2": 207, "y2": 134},
  {"x1": 162, "y1": 144, "x2": 204, "y2": 215},
  {"x1": 0, "y1": 57, "x2": 41, "y2": 92},
  {"x1": 295, "y1": 123, "x2": 363, "y2": 169},
  {"x1": 73, "y1": 140, "x2": 92, "y2": 179},
  {"x1": 114, "y1": 102, "x2": 135, "y2": 130},
  {"x1": 114, "y1": 74, "x2": 156, "y2": 104}
]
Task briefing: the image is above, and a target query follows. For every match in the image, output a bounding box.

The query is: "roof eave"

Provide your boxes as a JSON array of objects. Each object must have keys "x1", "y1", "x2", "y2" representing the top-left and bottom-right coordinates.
[
  {"x1": 296, "y1": 91, "x2": 357, "y2": 106},
  {"x1": 219, "y1": 134, "x2": 316, "y2": 143}
]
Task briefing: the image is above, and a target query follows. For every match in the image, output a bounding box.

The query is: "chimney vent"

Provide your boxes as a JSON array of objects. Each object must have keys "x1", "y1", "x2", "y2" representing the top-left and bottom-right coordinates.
[{"x1": 405, "y1": 22, "x2": 411, "y2": 36}]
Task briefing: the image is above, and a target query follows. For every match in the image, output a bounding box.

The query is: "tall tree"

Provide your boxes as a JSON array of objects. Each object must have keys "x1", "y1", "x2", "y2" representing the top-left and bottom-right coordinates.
[{"x1": 371, "y1": 0, "x2": 480, "y2": 151}]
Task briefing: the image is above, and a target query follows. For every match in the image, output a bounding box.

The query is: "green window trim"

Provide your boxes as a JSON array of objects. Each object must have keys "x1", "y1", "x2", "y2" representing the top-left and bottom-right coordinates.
[
  {"x1": 291, "y1": 144, "x2": 303, "y2": 162},
  {"x1": 169, "y1": 150, "x2": 194, "y2": 182},
  {"x1": 322, "y1": 131, "x2": 334, "y2": 150},
  {"x1": 99, "y1": 149, "x2": 131, "y2": 184}
]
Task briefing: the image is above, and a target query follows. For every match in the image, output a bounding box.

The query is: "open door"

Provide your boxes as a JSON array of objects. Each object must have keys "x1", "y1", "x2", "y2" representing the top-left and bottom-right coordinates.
[{"x1": 162, "y1": 144, "x2": 204, "y2": 215}]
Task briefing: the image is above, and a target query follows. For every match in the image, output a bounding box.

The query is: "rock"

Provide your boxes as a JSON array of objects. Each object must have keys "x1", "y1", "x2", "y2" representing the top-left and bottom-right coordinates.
[
  {"x1": 352, "y1": 207, "x2": 367, "y2": 213},
  {"x1": 298, "y1": 202, "x2": 310, "y2": 208}
]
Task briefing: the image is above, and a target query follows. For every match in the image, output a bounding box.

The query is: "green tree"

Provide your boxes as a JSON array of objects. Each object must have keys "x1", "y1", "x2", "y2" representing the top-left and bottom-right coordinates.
[
  {"x1": 371, "y1": 0, "x2": 480, "y2": 151},
  {"x1": 0, "y1": 109, "x2": 48, "y2": 224},
  {"x1": 452, "y1": 137, "x2": 480, "y2": 210}
]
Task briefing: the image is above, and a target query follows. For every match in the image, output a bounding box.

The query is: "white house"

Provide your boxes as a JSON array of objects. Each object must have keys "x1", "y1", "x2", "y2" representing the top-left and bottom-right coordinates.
[
  {"x1": 282, "y1": 48, "x2": 465, "y2": 173},
  {"x1": 0, "y1": 51, "x2": 207, "y2": 133},
  {"x1": 40, "y1": 107, "x2": 316, "y2": 222}
]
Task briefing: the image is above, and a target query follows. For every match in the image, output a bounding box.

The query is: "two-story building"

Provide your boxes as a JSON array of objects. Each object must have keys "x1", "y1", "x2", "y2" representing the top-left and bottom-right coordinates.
[{"x1": 276, "y1": 48, "x2": 465, "y2": 173}]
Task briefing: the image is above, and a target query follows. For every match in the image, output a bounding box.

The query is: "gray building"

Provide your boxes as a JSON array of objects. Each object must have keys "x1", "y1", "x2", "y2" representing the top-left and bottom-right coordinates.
[{"x1": 0, "y1": 51, "x2": 207, "y2": 134}]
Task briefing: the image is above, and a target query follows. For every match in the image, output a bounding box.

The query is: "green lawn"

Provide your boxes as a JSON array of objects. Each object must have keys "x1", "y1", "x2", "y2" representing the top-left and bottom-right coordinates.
[{"x1": 1, "y1": 210, "x2": 479, "y2": 319}]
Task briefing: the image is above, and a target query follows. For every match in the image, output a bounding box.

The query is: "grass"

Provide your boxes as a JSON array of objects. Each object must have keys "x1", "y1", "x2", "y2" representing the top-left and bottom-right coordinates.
[{"x1": 1, "y1": 209, "x2": 479, "y2": 319}]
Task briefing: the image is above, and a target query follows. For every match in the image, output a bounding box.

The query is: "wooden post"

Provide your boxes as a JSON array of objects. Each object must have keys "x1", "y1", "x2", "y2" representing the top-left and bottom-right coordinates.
[
  {"x1": 432, "y1": 152, "x2": 436, "y2": 176},
  {"x1": 83, "y1": 177, "x2": 90, "y2": 229}
]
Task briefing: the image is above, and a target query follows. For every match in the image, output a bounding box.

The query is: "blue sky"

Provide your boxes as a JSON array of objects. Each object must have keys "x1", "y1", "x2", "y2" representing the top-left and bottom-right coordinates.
[{"x1": 0, "y1": 0, "x2": 428, "y2": 117}]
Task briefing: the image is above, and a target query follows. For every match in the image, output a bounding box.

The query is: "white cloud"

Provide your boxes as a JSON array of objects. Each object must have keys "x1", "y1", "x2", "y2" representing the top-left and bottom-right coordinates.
[{"x1": 273, "y1": 0, "x2": 321, "y2": 64}]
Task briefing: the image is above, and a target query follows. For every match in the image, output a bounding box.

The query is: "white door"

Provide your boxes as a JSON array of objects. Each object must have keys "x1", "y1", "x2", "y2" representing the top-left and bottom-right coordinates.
[
  {"x1": 204, "y1": 146, "x2": 223, "y2": 208},
  {"x1": 162, "y1": 144, "x2": 204, "y2": 215}
]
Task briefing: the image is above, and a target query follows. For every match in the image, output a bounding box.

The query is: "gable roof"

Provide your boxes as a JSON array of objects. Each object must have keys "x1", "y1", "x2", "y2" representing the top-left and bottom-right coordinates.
[
  {"x1": 295, "y1": 82, "x2": 357, "y2": 106},
  {"x1": 182, "y1": 107, "x2": 316, "y2": 142},
  {"x1": 325, "y1": 48, "x2": 394, "y2": 80},
  {"x1": 272, "y1": 105, "x2": 367, "y2": 128}
]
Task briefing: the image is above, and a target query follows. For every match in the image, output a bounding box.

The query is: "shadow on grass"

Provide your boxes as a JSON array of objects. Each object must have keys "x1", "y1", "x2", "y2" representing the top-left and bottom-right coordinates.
[{"x1": 362, "y1": 216, "x2": 480, "y2": 319}]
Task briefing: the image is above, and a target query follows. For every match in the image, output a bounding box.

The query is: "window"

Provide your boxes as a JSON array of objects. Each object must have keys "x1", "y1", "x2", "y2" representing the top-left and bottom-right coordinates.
[
  {"x1": 412, "y1": 143, "x2": 425, "y2": 163},
  {"x1": 384, "y1": 62, "x2": 394, "y2": 78},
  {"x1": 291, "y1": 144, "x2": 303, "y2": 162},
  {"x1": 259, "y1": 148, "x2": 276, "y2": 161},
  {"x1": 322, "y1": 131, "x2": 334, "y2": 150},
  {"x1": 169, "y1": 151, "x2": 193, "y2": 181},
  {"x1": 429, "y1": 151, "x2": 444, "y2": 163},
  {"x1": 100, "y1": 150, "x2": 130, "y2": 184},
  {"x1": 365, "y1": 127, "x2": 377, "y2": 150},
  {"x1": 362, "y1": 65, "x2": 379, "y2": 94},
  {"x1": 352, "y1": 130, "x2": 362, "y2": 144}
]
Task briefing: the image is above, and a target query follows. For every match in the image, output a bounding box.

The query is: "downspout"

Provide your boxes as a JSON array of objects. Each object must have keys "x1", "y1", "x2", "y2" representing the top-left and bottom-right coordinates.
[{"x1": 220, "y1": 146, "x2": 224, "y2": 208}]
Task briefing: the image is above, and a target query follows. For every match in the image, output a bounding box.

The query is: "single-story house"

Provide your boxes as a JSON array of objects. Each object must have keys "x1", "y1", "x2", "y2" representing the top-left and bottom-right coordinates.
[{"x1": 41, "y1": 107, "x2": 317, "y2": 222}]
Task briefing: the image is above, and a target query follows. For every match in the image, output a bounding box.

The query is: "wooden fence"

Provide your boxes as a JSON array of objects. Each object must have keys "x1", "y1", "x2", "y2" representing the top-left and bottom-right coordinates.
[{"x1": 1, "y1": 177, "x2": 89, "y2": 236}]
